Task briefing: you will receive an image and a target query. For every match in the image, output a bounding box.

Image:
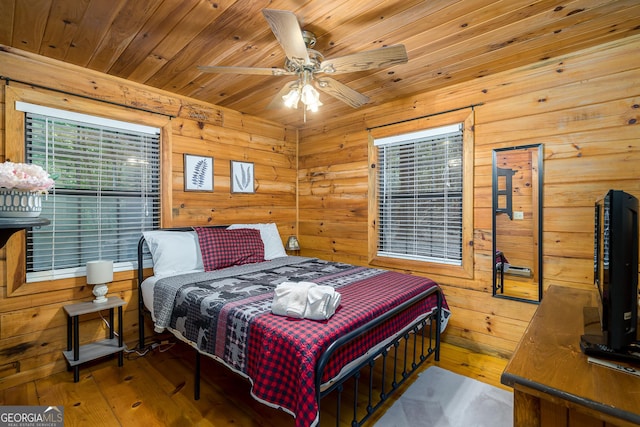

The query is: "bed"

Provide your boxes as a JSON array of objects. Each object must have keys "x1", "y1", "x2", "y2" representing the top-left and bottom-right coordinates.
[{"x1": 136, "y1": 225, "x2": 450, "y2": 427}]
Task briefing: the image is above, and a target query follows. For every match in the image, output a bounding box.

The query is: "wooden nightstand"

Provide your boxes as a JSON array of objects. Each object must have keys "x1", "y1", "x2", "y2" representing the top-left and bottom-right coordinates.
[{"x1": 62, "y1": 296, "x2": 125, "y2": 382}]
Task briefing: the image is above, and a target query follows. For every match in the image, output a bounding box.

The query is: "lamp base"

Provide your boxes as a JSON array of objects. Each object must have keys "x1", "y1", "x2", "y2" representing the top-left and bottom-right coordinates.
[{"x1": 92, "y1": 283, "x2": 109, "y2": 304}]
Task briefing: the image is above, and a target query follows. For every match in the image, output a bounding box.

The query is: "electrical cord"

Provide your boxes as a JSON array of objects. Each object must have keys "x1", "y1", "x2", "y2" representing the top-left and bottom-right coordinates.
[{"x1": 97, "y1": 310, "x2": 175, "y2": 359}]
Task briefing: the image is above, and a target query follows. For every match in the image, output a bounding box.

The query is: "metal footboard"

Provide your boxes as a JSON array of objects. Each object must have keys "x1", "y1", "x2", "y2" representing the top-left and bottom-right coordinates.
[{"x1": 315, "y1": 286, "x2": 443, "y2": 427}]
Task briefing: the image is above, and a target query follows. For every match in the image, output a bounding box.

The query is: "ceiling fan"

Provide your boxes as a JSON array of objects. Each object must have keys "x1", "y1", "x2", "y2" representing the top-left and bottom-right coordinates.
[{"x1": 198, "y1": 9, "x2": 408, "y2": 115}]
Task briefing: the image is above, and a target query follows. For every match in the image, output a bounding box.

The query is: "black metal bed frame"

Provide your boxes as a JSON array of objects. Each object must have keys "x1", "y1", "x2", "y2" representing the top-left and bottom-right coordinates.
[{"x1": 136, "y1": 228, "x2": 443, "y2": 427}]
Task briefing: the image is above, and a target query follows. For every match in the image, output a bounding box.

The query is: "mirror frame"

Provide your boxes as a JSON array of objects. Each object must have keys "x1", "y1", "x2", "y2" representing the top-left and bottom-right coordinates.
[{"x1": 492, "y1": 143, "x2": 543, "y2": 303}]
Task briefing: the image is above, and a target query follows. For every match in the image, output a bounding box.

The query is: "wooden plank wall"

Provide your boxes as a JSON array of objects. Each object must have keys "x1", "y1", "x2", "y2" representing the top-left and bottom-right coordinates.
[
  {"x1": 0, "y1": 47, "x2": 297, "y2": 389},
  {"x1": 0, "y1": 32, "x2": 638, "y2": 391},
  {"x1": 298, "y1": 34, "x2": 640, "y2": 359}
]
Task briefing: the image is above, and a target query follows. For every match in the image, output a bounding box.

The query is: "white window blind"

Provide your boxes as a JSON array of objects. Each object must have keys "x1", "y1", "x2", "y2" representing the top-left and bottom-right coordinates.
[
  {"x1": 19, "y1": 102, "x2": 161, "y2": 282},
  {"x1": 375, "y1": 123, "x2": 463, "y2": 265}
]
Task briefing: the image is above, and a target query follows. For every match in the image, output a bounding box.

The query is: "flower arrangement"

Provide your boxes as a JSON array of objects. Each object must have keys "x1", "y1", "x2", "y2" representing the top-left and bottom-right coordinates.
[{"x1": 0, "y1": 161, "x2": 55, "y2": 192}]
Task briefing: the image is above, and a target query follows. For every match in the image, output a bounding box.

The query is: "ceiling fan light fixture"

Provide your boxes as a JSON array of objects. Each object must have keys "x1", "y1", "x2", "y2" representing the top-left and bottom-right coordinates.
[
  {"x1": 305, "y1": 96, "x2": 322, "y2": 112},
  {"x1": 282, "y1": 88, "x2": 300, "y2": 109},
  {"x1": 301, "y1": 83, "x2": 321, "y2": 111},
  {"x1": 198, "y1": 9, "x2": 409, "y2": 120}
]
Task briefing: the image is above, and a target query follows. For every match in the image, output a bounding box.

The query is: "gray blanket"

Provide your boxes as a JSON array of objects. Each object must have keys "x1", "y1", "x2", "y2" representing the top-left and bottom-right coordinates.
[{"x1": 152, "y1": 256, "x2": 311, "y2": 331}]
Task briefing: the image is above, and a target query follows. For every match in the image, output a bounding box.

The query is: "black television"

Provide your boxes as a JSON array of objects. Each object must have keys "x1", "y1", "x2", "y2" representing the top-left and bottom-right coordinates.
[{"x1": 589, "y1": 190, "x2": 638, "y2": 352}]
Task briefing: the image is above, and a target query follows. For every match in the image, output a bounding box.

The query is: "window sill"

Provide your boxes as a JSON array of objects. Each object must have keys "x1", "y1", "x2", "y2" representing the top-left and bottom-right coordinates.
[{"x1": 369, "y1": 255, "x2": 472, "y2": 280}]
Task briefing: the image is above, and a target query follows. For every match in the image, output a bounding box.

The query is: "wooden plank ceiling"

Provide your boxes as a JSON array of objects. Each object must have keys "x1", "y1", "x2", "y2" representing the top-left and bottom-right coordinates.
[{"x1": 1, "y1": 0, "x2": 639, "y2": 129}]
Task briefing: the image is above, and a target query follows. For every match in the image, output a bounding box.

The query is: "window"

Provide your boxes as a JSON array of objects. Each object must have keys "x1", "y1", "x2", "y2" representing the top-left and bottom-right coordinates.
[
  {"x1": 18, "y1": 102, "x2": 161, "y2": 282},
  {"x1": 368, "y1": 110, "x2": 474, "y2": 278},
  {"x1": 375, "y1": 124, "x2": 463, "y2": 264}
]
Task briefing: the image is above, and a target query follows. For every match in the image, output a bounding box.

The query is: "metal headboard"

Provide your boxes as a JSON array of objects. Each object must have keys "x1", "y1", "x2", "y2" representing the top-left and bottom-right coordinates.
[{"x1": 136, "y1": 225, "x2": 227, "y2": 348}]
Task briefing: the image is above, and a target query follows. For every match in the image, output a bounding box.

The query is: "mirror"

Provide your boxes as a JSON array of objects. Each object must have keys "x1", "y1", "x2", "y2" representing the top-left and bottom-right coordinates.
[{"x1": 492, "y1": 144, "x2": 543, "y2": 303}]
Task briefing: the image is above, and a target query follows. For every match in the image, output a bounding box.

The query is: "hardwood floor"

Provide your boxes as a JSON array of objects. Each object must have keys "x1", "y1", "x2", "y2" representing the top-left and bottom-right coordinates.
[{"x1": 0, "y1": 340, "x2": 509, "y2": 426}]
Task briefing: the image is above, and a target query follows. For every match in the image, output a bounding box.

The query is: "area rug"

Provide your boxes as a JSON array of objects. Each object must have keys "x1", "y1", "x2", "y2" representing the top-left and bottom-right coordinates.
[{"x1": 373, "y1": 366, "x2": 513, "y2": 427}]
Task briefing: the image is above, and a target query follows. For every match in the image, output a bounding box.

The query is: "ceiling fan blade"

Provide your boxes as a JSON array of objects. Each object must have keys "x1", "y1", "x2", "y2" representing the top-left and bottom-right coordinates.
[
  {"x1": 320, "y1": 45, "x2": 408, "y2": 74},
  {"x1": 315, "y1": 77, "x2": 369, "y2": 108},
  {"x1": 262, "y1": 9, "x2": 310, "y2": 66},
  {"x1": 198, "y1": 65, "x2": 294, "y2": 76},
  {"x1": 267, "y1": 80, "x2": 298, "y2": 109}
]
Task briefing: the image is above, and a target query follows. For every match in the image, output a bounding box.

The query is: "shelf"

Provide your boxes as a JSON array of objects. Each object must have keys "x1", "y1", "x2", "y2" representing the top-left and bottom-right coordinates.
[
  {"x1": 63, "y1": 296, "x2": 126, "y2": 317},
  {"x1": 0, "y1": 217, "x2": 50, "y2": 248},
  {"x1": 62, "y1": 338, "x2": 125, "y2": 367}
]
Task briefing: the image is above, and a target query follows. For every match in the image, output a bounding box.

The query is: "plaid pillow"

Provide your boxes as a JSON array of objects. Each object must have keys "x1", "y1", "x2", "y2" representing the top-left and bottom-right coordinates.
[{"x1": 194, "y1": 227, "x2": 265, "y2": 271}]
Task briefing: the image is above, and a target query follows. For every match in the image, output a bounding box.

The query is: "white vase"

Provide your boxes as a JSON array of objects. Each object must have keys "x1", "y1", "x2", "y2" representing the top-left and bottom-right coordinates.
[{"x1": 0, "y1": 188, "x2": 43, "y2": 218}]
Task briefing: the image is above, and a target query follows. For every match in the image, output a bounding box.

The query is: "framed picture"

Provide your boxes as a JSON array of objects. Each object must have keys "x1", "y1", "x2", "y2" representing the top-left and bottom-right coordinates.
[
  {"x1": 184, "y1": 154, "x2": 213, "y2": 192},
  {"x1": 230, "y1": 160, "x2": 255, "y2": 193}
]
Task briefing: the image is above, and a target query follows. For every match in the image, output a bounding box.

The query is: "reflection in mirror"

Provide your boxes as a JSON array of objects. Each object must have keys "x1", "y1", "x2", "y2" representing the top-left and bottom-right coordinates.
[{"x1": 492, "y1": 144, "x2": 543, "y2": 303}]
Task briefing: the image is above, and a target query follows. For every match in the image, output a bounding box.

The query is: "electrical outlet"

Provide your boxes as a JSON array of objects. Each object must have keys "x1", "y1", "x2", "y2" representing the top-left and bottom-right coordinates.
[{"x1": 513, "y1": 211, "x2": 524, "y2": 220}]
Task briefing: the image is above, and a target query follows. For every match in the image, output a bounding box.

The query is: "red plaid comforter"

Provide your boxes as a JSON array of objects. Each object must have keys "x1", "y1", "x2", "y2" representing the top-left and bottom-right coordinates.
[
  {"x1": 248, "y1": 271, "x2": 446, "y2": 427},
  {"x1": 156, "y1": 258, "x2": 448, "y2": 427}
]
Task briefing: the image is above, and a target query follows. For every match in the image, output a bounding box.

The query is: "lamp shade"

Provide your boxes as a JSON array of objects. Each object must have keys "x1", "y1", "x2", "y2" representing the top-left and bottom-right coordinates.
[
  {"x1": 86, "y1": 260, "x2": 113, "y2": 284},
  {"x1": 285, "y1": 236, "x2": 300, "y2": 251}
]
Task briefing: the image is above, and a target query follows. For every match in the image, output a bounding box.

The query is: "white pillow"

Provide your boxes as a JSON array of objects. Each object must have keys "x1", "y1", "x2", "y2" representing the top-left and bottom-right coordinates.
[
  {"x1": 227, "y1": 223, "x2": 287, "y2": 260},
  {"x1": 143, "y1": 230, "x2": 204, "y2": 277}
]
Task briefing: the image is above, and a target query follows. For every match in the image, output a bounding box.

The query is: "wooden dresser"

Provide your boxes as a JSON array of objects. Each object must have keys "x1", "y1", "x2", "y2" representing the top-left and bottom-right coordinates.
[{"x1": 501, "y1": 285, "x2": 640, "y2": 427}]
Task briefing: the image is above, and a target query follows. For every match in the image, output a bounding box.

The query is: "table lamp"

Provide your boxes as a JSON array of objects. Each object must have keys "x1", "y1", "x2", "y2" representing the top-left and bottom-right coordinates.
[
  {"x1": 86, "y1": 260, "x2": 113, "y2": 304},
  {"x1": 285, "y1": 235, "x2": 300, "y2": 251}
]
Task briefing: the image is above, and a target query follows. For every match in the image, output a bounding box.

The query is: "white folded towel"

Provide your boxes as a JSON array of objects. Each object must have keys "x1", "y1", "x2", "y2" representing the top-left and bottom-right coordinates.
[
  {"x1": 272, "y1": 281, "x2": 317, "y2": 318},
  {"x1": 272, "y1": 281, "x2": 341, "y2": 320},
  {"x1": 286, "y1": 281, "x2": 316, "y2": 318},
  {"x1": 304, "y1": 285, "x2": 341, "y2": 320}
]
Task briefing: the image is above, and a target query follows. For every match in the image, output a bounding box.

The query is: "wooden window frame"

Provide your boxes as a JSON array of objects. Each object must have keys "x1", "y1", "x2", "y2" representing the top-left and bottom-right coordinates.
[
  {"x1": 368, "y1": 109, "x2": 474, "y2": 279},
  {"x1": 4, "y1": 85, "x2": 172, "y2": 297}
]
